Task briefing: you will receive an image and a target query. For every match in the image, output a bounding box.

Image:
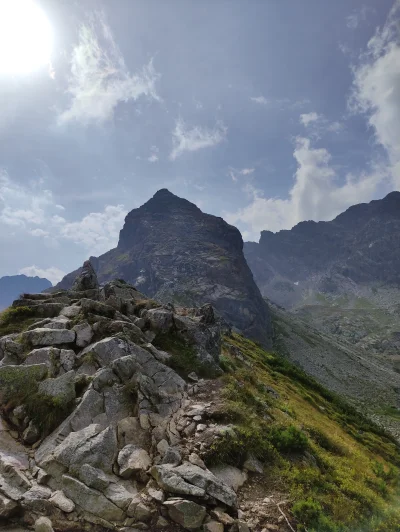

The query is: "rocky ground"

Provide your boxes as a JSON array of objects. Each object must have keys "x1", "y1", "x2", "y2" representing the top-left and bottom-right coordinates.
[{"x1": 0, "y1": 263, "x2": 288, "y2": 532}]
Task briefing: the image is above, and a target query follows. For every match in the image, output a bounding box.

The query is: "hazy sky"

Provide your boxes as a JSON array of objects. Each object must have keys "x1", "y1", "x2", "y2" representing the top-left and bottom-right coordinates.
[{"x1": 0, "y1": 0, "x2": 399, "y2": 283}]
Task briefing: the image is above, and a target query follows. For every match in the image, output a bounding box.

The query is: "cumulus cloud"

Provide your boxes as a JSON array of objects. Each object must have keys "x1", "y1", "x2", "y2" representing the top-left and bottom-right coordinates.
[
  {"x1": 300, "y1": 112, "x2": 320, "y2": 126},
  {"x1": 59, "y1": 205, "x2": 127, "y2": 255},
  {"x1": 59, "y1": 12, "x2": 161, "y2": 125},
  {"x1": 170, "y1": 118, "x2": 227, "y2": 160},
  {"x1": 225, "y1": 137, "x2": 388, "y2": 239},
  {"x1": 0, "y1": 171, "x2": 53, "y2": 227},
  {"x1": 19, "y1": 266, "x2": 66, "y2": 285},
  {"x1": 350, "y1": 0, "x2": 400, "y2": 187},
  {"x1": 0, "y1": 170, "x2": 128, "y2": 256}
]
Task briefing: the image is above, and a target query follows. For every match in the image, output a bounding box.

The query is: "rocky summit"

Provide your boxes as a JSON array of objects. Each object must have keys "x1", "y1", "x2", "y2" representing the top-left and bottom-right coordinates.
[{"x1": 56, "y1": 189, "x2": 272, "y2": 347}]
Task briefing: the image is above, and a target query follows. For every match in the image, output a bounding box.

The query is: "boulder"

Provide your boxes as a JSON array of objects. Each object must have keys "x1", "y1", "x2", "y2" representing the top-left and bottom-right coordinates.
[
  {"x1": 35, "y1": 517, "x2": 54, "y2": 532},
  {"x1": 71, "y1": 260, "x2": 99, "y2": 292},
  {"x1": 49, "y1": 490, "x2": 75, "y2": 513},
  {"x1": 62, "y1": 474, "x2": 125, "y2": 522},
  {"x1": 0, "y1": 493, "x2": 18, "y2": 517},
  {"x1": 117, "y1": 417, "x2": 150, "y2": 448},
  {"x1": 146, "y1": 309, "x2": 174, "y2": 332},
  {"x1": 22, "y1": 328, "x2": 76, "y2": 347},
  {"x1": 243, "y1": 454, "x2": 264, "y2": 474},
  {"x1": 172, "y1": 462, "x2": 237, "y2": 507},
  {"x1": 23, "y1": 347, "x2": 60, "y2": 374},
  {"x1": 73, "y1": 321, "x2": 93, "y2": 347},
  {"x1": 164, "y1": 498, "x2": 206, "y2": 529},
  {"x1": 209, "y1": 464, "x2": 247, "y2": 492},
  {"x1": 118, "y1": 445, "x2": 152, "y2": 478},
  {"x1": 204, "y1": 522, "x2": 224, "y2": 532},
  {"x1": 38, "y1": 370, "x2": 76, "y2": 405},
  {"x1": 60, "y1": 349, "x2": 75, "y2": 372},
  {"x1": 78, "y1": 464, "x2": 110, "y2": 491},
  {"x1": 151, "y1": 465, "x2": 205, "y2": 498}
]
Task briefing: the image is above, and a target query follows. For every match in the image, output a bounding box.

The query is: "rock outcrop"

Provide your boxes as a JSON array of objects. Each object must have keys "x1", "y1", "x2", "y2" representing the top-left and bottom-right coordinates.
[
  {"x1": 0, "y1": 266, "x2": 253, "y2": 531},
  {"x1": 55, "y1": 189, "x2": 272, "y2": 347}
]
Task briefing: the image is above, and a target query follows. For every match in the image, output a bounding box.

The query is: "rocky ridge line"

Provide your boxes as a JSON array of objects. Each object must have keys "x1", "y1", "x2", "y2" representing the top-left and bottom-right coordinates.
[{"x1": 0, "y1": 263, "x2": 262, "y2": 532}]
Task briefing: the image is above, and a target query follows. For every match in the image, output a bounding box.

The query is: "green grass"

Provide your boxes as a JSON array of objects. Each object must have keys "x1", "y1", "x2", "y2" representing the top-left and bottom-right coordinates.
[
  {"x1": 207, "y1": 333, "x2": 400, "y2": 532},
  {"x1": 153, "y1": 332, "x2": 218, "y2": 379},
  {"x1": 0, "y1": 306, "x2": 37, "y2": 336}
]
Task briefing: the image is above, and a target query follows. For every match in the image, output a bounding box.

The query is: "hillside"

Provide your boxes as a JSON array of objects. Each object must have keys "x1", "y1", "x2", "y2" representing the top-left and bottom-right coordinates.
[
  {"x1": 0, "y1": 275, "x2": 51, "y2": 310},
  {"x1": 0, "y1": 266, "x2": 400, "y2": 531}
]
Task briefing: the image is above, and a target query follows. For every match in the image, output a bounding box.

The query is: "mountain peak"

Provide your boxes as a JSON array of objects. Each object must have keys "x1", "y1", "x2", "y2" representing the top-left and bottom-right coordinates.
[{"x1": 139, "y1": 188, "x2": 201, "y2": 215}]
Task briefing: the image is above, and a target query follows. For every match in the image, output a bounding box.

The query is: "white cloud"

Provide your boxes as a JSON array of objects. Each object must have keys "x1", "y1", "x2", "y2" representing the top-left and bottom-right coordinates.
[
  {"x1": 0, "y1": 171, "x2": 53, "y2": 227},
  {"x1": 250, "y1": 96, "x2": 268, "y2": 105},
  {"x1": 60, "y1": 205, "x2": 127, "y2": 255},
  {"x1": 148, "y1": 145, "x2": 159, "y2": 163},
  {"x1": 251, "y1": 96, "x2": 310, "y2": 110},
  {"x1": 225, "y1": 137, "x2": 388, "y2": 239},
  {"x1": 170, "y1": 118, "x2": 227, "y2": 160},
  {"x1": 19, "y1": 266, "x2": 66, "y2": 285},
  {"x1": 300, "y1": 112, "x2": 344, "y2": 137},
  {"x1": 300, "y1": 112, "x2": 320, "y2": 126},
  {"x1": 59, "y1": 12, "x2": 161, "y2": 125},
  {"x1": 346, "y1": 6, "x2": 374, "y2": 29},
  {"x1": 350, "y1": 0, "x2": 400, "y2": 188},
  {"x1": 30, "y1": 228, "x2": 49, "y2": 237},
  {"x1": 240, "y1": 168, "x2": 255, "y2": 176},
  {"x1": 228, "y1": 167, "x2": 255, "y2": 182},
  {"x1": 0, "y1": 170, "x2": 128, "y2": 256}
]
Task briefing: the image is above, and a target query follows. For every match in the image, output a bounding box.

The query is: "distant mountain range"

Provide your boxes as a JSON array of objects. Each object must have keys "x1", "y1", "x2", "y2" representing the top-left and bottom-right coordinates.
[
  {"x1": 0, "y1": 274, "x2": 52, "y2": 310},
  {"x1": 244, "y1": 191, "x2": 400, "y2": 308}
]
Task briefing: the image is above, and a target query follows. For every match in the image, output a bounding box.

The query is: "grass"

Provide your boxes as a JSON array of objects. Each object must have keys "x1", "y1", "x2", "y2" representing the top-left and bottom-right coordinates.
[
  {"x1": 0, "y1": 363, "x2": 74, "y2": 437},
  {"x1": 205, "y1": 333, "x2": 400, "y2": 532},
  {"x1": 153, "y1": 332, "x2": 218, "y2": 378},
  {"x1": 0, "y1": 306, "x2": 37, "y2": 336}
]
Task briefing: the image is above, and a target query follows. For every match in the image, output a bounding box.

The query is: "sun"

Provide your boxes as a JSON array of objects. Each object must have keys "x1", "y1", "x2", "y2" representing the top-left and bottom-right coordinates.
[{"x1": 0, "y1": 0, "x2": 53, "y2": 75}]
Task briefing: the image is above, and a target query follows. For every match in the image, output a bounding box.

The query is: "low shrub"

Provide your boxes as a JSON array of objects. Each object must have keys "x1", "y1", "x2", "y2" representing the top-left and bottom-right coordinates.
[{"x1": 269, "y1": 425, "x2": 309, "y2": 453}]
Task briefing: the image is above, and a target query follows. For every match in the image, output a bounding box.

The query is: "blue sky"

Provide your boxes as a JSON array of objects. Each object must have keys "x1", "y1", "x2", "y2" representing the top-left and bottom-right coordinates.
[{"x1": 0, "y1": 0, "x2": 399, "y2": 283}]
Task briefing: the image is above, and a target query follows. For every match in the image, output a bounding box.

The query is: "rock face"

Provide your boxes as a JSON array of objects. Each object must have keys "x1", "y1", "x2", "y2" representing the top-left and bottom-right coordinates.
[
  {"x1": 0, "y1": 266, "x2": 254, "y2": 531},
  {"x1": 244, "y1": 192, "x2": 400, "y2": 308},
  {"x1": 56, "y1": 189, "x2": 272, "y2": 347}
]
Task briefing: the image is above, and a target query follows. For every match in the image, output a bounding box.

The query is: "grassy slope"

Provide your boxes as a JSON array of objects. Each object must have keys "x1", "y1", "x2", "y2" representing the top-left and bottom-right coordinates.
[{"x1": 207, "y1": 333, "x2": 400, "y2": 532}]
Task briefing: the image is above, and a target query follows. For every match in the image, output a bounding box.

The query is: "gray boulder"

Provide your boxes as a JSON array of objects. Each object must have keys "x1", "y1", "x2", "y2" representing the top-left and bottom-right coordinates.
[
  {"x1": 164, "y1": 498, "x2": 206, "y2": 529},
  {"x1": 117, "y1": 445, "x2": 152, "y2": 478},
  {"x1": 71, "y1": 260, "x2": 99, "y2": 292},
  {"x1": 22, "y1": 328, "x2": 76, "y2": 347},
  {"x1": 38, "y1": 370, "x2": 76, "y2": 405}
]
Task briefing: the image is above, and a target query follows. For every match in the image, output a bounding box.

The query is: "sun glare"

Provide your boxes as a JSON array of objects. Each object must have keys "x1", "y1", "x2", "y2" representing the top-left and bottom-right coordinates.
[{"x1": 0, "y1": 0, "x2": 53, "y2": 75}]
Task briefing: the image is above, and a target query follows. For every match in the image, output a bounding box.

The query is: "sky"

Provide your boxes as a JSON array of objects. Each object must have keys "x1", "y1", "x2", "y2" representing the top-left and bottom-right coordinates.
[{"x1": 0, "y1": 0, "x2": 399, "y2": 284}]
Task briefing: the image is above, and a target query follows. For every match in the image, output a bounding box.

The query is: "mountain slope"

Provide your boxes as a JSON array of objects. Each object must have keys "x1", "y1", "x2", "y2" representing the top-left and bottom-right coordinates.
[
  {"x1": 0, "y1": 274, "x2": 51, "y2": 310},
  {"x1": 56, "y1": 189, "x2": 272, "y2": 346},
  {"x1": 1, "y1": 272, "x2": 400, "y2": 532},
  {"x1": 244, "y1": 191, "x2": 400, "y2": 308}
]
